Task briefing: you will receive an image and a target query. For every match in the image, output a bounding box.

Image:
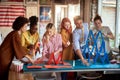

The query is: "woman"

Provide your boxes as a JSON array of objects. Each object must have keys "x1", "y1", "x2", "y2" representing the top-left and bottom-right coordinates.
[
  {"x1": 60, "y1": 18, "x2": 74, "y2": 80},
  {"x1": 21, "y1": 16, "x2": 40, "y2": 60},
  {"x1": 0, "y1": 16, "x2": 34, "y2": 80},
  {"x1": 42, "y1": 23, "x2": 63, "y2": 80},
  {"x1": 93, "y1": 14, "x2": 114, "y2": 54},
  {"x1": 42, "y1": 23, "x2": 62, "y2": 61},
  {"x1": 60, "y1": 17, "x2": 74, "y2": 60}
]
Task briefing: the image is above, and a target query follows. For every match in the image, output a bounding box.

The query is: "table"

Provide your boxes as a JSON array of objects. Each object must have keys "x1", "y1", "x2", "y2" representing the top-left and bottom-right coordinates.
[
  {"x1": 23, "y1": 59, "x2": 120, "y2": 73},
  {"x1": 9, "y1": 70, "x2": 34, "y2": 80}
]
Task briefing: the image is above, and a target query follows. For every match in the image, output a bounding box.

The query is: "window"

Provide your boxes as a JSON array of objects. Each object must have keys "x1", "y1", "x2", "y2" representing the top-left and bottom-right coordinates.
[
  {"x1": 116, "y1": 0, "x2": 120, "y2": 47},
  {"x1": 98, "y1": 0, "x2": 120, "y2": 48},
  {"x1": 99, "y1": 0, "x2": 116, "y2": 48}
]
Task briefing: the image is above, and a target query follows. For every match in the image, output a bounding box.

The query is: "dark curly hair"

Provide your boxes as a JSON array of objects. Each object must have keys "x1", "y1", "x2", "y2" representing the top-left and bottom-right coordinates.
[
  {"x1": 94, "y1": 14, "x2": 102, "y2": 23},
  {"x1": 12, "y1": 16, "x2": 29, "y2": 30},
  {"x1": 29, "y1": 16, "x2": 38, "y2": 28}
]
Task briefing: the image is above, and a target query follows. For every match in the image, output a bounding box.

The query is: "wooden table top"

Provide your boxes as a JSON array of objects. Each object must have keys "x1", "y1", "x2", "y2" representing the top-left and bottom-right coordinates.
[{"x1": 9, "y1": 70, "x2": 34, "y2": 80}]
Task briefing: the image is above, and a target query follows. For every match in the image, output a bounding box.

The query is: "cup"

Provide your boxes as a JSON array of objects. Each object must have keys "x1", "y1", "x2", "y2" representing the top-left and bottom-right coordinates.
[{"x1": 12, "y1": 60, "x2": 23, "y2": 72}]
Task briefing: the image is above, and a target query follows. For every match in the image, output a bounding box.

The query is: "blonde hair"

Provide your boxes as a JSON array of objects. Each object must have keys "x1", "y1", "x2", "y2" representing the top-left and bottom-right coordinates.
[
  {"x1": 74, "y1": 16, "x2": 82, "y2": 21},
  {"x1": 42, "y1": 31, "x2": 49, "y2": 44}
]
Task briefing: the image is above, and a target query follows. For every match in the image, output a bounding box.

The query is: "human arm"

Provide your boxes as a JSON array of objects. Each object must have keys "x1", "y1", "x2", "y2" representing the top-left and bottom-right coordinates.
[
  {"x1": 75, "y1": 49, "x2": 89, "y2": 65},
  {"x1": 42, "y1": 37, "x2": 50, "y2": 59},
  {"x1": 12, "y1": 33, "x2": 34, "y2": 63},
  {"x1": 24, "y1": 55, "x2": 35, "y2": 64},
  {"x1": 104, "y1": 32, "x2": 114, "y2": 40},
  {"x1": 103, "y1": 27, "x2": 115, "y2": 40},
  {"x1": 21, "y1": 33, "x2": 26, "y2": 47},
  {"x1": 61, "y1": 29, "x2": 70, "y2": 48},
  {"x1": 54, "y1": 34, "x2": 63, "y2": 55},
  {"x1": 73, "y1": 30, "x2": 89, "y2": 65}
]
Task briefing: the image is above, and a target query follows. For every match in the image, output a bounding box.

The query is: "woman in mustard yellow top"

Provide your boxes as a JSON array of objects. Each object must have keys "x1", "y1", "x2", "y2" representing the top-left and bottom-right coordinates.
[
  {"x1": 60, "y1": 18, "x2": 74, "y2": 80},
  {"x1": 21, "y1": 16, "x2": 39, "y2": 59},
  {"x1": 60, "y1": 18, "x2": 74, "y2": 60}
]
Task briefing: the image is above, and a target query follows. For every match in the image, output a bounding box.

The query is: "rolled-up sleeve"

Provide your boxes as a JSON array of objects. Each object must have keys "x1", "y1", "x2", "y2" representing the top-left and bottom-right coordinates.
[
  {"x1": 73, "y1": 31, "x2": 80, "y2": 51},
  {"x1": 42, "y1": 42, "x2": 48, "y2": 56},
  {"x1": 58, "y1": 34, "x2": 63, "y2": 51},
  {"x1": 54, "y1": 34, "x2": 63, "y2": 52}
]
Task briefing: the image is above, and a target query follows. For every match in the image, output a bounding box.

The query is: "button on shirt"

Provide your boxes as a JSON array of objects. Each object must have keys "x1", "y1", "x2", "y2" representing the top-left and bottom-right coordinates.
[{"x1": 73, "y1": 23, "x2": 89, "y2": 52}]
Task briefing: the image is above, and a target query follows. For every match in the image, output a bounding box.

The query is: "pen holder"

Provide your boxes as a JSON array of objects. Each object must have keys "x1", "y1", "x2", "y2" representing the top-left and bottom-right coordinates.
[{"x1": 10, "y1": 60, "x2": 23, "y2": 72}]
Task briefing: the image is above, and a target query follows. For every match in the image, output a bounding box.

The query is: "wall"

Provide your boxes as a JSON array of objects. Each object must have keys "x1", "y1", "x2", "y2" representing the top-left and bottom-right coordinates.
[
  {"x1": 0, "y1": 27, "x2": 12, "y2": 40},
  {"x1": 0, "y1": 3, "x2": 38, "y2": 40}
]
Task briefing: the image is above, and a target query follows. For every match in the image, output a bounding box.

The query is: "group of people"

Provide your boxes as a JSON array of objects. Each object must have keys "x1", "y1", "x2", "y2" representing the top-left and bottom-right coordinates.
[{"x1": 0, "y1": 14, "x2": 114, "y2": 80}]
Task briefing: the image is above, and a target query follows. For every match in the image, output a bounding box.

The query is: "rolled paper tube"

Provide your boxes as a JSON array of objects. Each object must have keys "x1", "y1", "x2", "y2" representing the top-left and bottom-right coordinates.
[
  {"x1": 44, "y1": 65, "x2": 72, "y2": 69},
  {"x1": 27, "y1": 65, "x2": 42, "y2": 69}
]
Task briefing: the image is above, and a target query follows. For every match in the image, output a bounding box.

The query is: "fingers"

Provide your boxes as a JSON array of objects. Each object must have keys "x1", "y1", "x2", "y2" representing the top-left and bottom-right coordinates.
[{"x1": 82, "y1": 59, "x2": 89, "y2": 66}]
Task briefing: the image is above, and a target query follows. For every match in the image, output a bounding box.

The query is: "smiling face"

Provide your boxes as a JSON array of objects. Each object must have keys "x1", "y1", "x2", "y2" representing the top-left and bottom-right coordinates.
[
  {"x1": 94, "y1": 19, "x2": 102, "y2": 30},
  {"x1": 63, "y1": 22, "x2": 71, "y2": 30},
  {"x1": 74, "y1": 19, "x2": 83, "y2": 29},
  {"x1": 21, "y1": 23, "x2": 27, "y2": 33},
  {"x1": 30, "y1": 25, "x2": 38, "y2": 35},
  {"x1": 47, "y1": 26, "x2": 55, "y2": 37}
]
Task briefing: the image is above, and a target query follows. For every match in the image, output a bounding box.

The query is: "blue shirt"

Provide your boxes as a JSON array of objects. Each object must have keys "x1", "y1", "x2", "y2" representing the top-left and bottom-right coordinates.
[{"x1": 73, "y1": 23, "x2": 89, "y2": 52}]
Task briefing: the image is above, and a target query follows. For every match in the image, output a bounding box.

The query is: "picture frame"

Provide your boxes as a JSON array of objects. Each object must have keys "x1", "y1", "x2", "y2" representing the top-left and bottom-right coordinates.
[
  {"x1": 0, "y1": 0, "x2": 23, "y2": 2},
  {"x1": 40, "y1": 0, "x2": 52, "y2": 5},
  {"x1": 25, "y1": 0, "x2": 38, "y2": 4},
  {"x1": 40, "y1": 6, "x2": 51, "y2": 22}
]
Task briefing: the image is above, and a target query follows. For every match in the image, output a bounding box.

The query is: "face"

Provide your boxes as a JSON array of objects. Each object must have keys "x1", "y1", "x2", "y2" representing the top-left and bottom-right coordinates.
[
  {"x1": 74, "y1": 19, "x2": 83, "y2": 29},
  {"x1": 30, "y1": 25, "x2": 38, "y2": 35},
  {"x1": 21, "y1": 23, "x2": 27, "y2": 33},
  {"x1": 47, "y1": 27, "x2": 55, "y2": 37},
  {"x1": 63, "y1": 22, "x2": 71, "y2": 30},
  {"x1": 94, "y1": 19, "x2": 102, "y2": 29}
]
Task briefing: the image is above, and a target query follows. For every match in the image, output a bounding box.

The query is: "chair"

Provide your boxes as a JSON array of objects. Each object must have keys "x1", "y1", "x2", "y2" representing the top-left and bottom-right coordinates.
[
  {"x1": 73, "y1": 50, "x2": 103, "y2": 80},
  {"x1": 35, "y1": 76, "x2": 56, "y2": 80},
  {"x1": 33, "y1": 73, "x2": 56, "y2": 80},
  {"x1": 78, "y1": 72, "x2": 102, "y2": 80}
]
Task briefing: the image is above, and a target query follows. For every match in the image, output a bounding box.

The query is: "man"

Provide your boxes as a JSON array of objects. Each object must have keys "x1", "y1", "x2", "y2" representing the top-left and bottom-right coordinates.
[{"x1": 73, "y1": 16, "x2": 89, "y2": 65}]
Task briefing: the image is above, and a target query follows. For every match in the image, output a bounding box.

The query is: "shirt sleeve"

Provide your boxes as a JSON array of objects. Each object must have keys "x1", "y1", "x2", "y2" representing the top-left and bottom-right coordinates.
[
  {"x1": 73, "y1": 31, "x2": 80, "y2": 51},
  {"x1": 42, "y1": 42, "x2": 48, "y2": 56},
  {"x1": 106, "y1": 27, "x2": 112, "y2": 34},
  {"x1": 61, "y1": 30, "x2": 67, "y2": 46},
  {"x1": 21, "y1": 33, "x2": 26, "y2": 47},
  {"x1": 57, "y1": 34, "x2": 63, "y2": 52},
  {"x1": 12, "y1": 33, "x2": 27, "y2": 60}
]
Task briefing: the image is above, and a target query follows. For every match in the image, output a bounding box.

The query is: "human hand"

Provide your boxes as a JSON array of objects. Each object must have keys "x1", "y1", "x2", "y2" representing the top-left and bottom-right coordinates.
[
  {"x1": 27, "y1": 44, "x2": 34, "y2": 50},
  {"x1": 81, "y1": 58, "x2": 89, "y2": 66},
  {"x1": 45, "y1": 54, "x2": 50, "y2": 58},
  {"x1": 64, "y1": 41, "x2": 70, "y2": 48},
  {"x1": 67, "y1": 41, "x2": 70, "y2": 46},
  {"x1": 103, "y1": 33, "x2": 109, "y2": 38},
  {"x1": 29, "y1": 58, "x2": 35, "y2": 64},
  {"x1": 34, "y1": 57, "x2": 43, "y2": 64}
]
